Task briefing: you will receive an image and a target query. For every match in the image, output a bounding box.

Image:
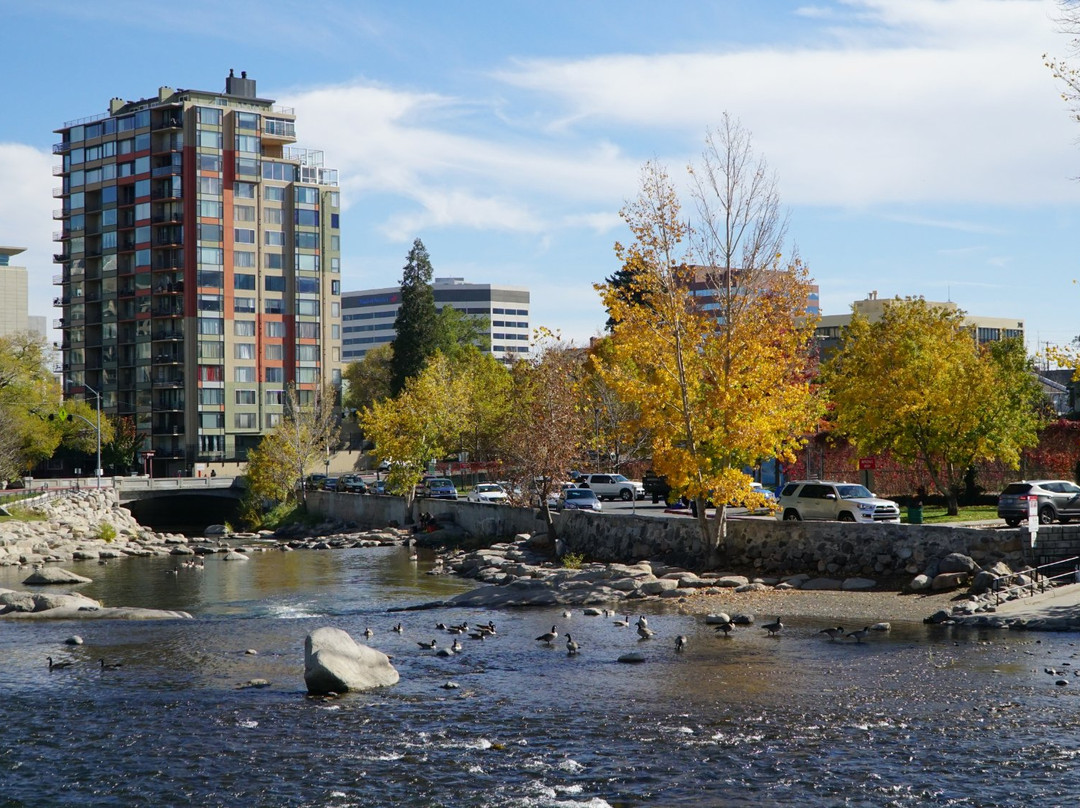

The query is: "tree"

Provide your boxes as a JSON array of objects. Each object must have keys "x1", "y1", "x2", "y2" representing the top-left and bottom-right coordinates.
[
  {"x1": 342, "y1": 344, "x2": 394, "y2": 414},
  {"x1": 582, "y1": 337, "x2": 650, "y2": 473},
  {"x1": 498, "y1": 330, "x2": 588, "y2": 542},
  {"x1": 390, "y1": 238, "x2": 438, "y2": 395},
  {"x1": 824, "y1": 298, "x2": 1047, "y2": 515},
  {"x1": 596, "y1": 125, "x2": 820, "y2": 555},
  {"x1": 360, "y1": 353, "x2": 471, "y2": 520},
  {"x1": 434, "y1": 305, "x2": 490, "y2": 361},
  {"x1": 1046, "y1": 1, "x2": 1080, "y2": 127},
  {"x1": 0, "y1": 332, "x2": 64, "y2": 480},
  {"x1": 245, "y1": 382, "x2": 340, "y2": 512},
  {"x1": 102, "y1": 415, "x2": 140, "y2": 473}
]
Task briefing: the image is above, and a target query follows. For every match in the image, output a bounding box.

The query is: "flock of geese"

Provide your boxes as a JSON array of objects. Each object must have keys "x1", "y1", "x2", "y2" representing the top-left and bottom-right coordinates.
[
  {"x1": 384, "y1": 610, "x2": 880, "y2": 661},
  {"x1": 46, "y1": 657, "x2": 123, "y2": 671}
]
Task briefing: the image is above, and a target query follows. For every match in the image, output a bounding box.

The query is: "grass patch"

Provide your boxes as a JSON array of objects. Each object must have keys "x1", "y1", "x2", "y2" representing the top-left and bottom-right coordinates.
[
  {"x1": 0, "y1": 504, "x2": 47, "y2": 523},
  {"x1": 250, "y1": 499, "x2": 325, "y2": 531},
  {"x1": 560, "y1": 552, "x2": 586, "y2": 569},
  {"x1": 901, "y1": 505, "x2": 1000, "y2": 524}
]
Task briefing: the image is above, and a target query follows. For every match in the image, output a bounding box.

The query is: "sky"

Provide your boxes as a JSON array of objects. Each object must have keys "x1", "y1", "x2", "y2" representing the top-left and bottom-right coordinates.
[{"x1": 2, "y1": 0, "x2": 1080, "y2": 356}]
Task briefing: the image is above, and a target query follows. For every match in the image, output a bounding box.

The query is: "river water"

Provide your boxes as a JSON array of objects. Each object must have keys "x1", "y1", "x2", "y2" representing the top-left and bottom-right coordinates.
[{"x1": 2, "y1": 545, "x2": 1080, "y2": 807}]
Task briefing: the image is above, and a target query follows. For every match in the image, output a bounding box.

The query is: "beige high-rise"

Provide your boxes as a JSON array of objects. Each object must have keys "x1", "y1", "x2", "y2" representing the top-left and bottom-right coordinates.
[
  {"x1": 53, "y1": 72, "x2": 342, "y2": 476},
  {"x1": 0, "y1": 247, "x2": 30, "y2": 337}
]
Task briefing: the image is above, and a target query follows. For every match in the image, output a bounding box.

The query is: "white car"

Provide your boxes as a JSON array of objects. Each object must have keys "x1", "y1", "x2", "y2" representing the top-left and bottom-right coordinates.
[
  {"x1": 775, "y1": 480, "x2": 900, "y2": 523},
  {"x1": 577, "y1": 473, "x2": 645, "y2": 501},
  {"x1": 466, "y1": 483, "x2": 509, "y2": 504}
]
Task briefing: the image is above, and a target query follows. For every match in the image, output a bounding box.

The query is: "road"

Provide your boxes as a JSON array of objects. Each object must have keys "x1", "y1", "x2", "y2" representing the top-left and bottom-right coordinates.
[{"x1": 598, "y1": 497, "x2": 772, "y2": 521}]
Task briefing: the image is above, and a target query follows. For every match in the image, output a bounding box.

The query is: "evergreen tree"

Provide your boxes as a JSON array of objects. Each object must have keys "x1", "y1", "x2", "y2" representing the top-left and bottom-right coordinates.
[{"x1": 390, "y1": 239, "x2": 438, "y2": 395}]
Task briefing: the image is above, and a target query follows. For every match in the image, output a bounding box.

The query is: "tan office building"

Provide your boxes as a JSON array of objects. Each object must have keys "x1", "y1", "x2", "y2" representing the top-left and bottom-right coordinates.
[
  {"x1": 53, "y1": 72, "x2": 342, "y2": 475},
  {"x1": 0, "y1": 247, "x2": 30, "y2": 337}
]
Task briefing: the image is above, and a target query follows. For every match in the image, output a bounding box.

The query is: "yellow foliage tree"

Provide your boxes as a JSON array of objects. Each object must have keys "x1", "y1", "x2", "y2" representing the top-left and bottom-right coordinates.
[
  {"x1": 596, "y1": 142, "x2": 820, "y2": 553},
  {"x1": 824, "y1": 298, "x2": 1047, "y2": 515}
]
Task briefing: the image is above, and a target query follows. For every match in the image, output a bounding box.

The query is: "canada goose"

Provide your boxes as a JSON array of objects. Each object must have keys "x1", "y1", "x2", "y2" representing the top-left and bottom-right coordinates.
[
  {"x1": 566, "y1": 634, "x2": 580, "y2": 656},
  {"x1": 417, "y1": 639, "x2": 438, "y2": 650},
  {"x1": 451, "y1": 638, "x2": 463, "y2": 653},
  {"x1": 467, "y1": 631, "x2": 486, "y2": 641},
  {"x1": 637, "y1": 623, "x2": 655, "y2": 641},
  {"x1": 847, "y1": 626, "x2": 871, "y2": 644},
  {"x1": 99, "y1": 659, "x2": 123, "y2": 670},
  {"x1": 479, "y1": 621, "x2": 496, "y2": 634},
  {"x1": 435, "y1": 623, "x2": 448, "y2": 631},
  {"x1": 393, "y1": 623, "x2": 404, "y2": 634},
  {"x1": 613, "y1": 615, "x2": 630, "y2": 628},
  {"x1": 675, "y1": 635, "x2": 688, "y2": 652},
  {"x1": 47, "y1": 656, "x2": 73, "y2": 670},
  {"x1": 535, "y1": 625, "x2": 559, "y2": 645},
  {"x1": 819, "y1": 626, "x2": 845, "y2": 641},
  {"x1": 636, "y1": 616, "x2": 649, "y2": 630},
  {"x1": 713, "y1": 621, "x2": 735, "y2": 637},
  {"x1": 763, "y1": 618, "x2": 783, "y2": 636},
  {"x1": 447, "y1": 622, "x2": 469, "y2": 635},
  {"x1": 562, "y1": 610, "x2": 573, "y2": 619},
  {"x1": 363, "y1": 627, "x2": 374, "y2": 639}
]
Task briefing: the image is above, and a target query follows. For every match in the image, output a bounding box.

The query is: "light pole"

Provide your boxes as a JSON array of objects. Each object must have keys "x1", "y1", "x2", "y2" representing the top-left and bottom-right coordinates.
[{"x1": 69, "y1": 383, "x2": 103, "y2": 489}]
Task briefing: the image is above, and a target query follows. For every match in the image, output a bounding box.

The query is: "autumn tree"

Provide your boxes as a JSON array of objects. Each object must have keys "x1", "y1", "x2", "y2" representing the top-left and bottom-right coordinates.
[
  {"x1": 343, "y1": 344, "x2": 394, "y2": 413},
  {"x1": 102, "y1": 415, "x2": 140, "y2": 473},
  {"x1": 0, "y1": 333, "x2": 66, "y2": 480},
  {"x1": 1046, "y1": 1, "x2": 1080, "y2": 125},
  {"x1": 596, "y1": 123, "x2": 820, "y2": 554},
  {"x1": 245, "y1": 382, "x2": 340, "y2": 513},
  {"x1": 582, "y1": 337, "x2": 650, "y2": 473},
  {"x1": 498, "y1": 331, "x2": 588, "y2": 542},
  {"x1": 360, "y1": 352, "x2": 473, "y2": 520},
  {"x1": 391, "y1": 238, "x2": 438, "y2": 395},
  {"x1": 824, "y1": 298, "x2": 1047, "y2": 515}
]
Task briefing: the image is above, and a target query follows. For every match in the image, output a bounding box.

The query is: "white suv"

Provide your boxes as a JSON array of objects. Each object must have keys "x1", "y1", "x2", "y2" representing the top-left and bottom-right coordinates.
[
  {"x1": 775, "y1": 480, "x2": 900, "y2": 523},
  {"x1": 578, "y1": 473, "x2": 645, "y2": 501}
]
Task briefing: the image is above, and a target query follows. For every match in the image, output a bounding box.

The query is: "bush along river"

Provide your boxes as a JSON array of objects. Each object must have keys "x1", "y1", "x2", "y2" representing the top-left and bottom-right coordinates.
[{"x1": 3, "y1": 540, "x2": 1080, "y2": 807}]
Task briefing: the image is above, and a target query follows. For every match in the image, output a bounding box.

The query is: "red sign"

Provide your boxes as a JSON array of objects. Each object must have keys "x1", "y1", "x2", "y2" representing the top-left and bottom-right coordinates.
[{"x1": 858, "y1": 458, "x2": 876, "y2": 470}]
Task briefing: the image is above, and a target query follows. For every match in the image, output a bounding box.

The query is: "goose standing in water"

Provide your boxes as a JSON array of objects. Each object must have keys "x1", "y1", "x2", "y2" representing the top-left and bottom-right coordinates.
[
  {"x1": 565, "y1": 634, "x2": 580, "y2": 656},
  {"x1": 637, "y1": 622, "x2": 655, "y2": 641},
  {"x1": 763, "y1": 617, "x2": 783, "y2": 636},
  {"x1": 47, "y1": 657, "x2": 73, "y2": 670},
  {"x1": 714, "y1": 621, "x2": 735, "y2": 637},
  {"x1": 535, "y1": 625, "x2": 559, "y2": 645},
  {"x1": 675, "y1": 635, "x2": 688, "y2": 652},
  {"x1": 819, "y1": 626, "x2": 844, "y2": 641},
  {"x1": 846, "y1": 626, "x2": 871, "y2": 644}
]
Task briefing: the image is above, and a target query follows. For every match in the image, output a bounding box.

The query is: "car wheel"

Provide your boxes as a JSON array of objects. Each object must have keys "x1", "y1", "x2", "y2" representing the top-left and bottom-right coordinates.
[
  {"x1": 1039, "y1": 506, "x2": 1055, "y2": 525},
  {"x1": 1004, "y1": 516, "x2": 1022, "y2": 527},
  {"x1": 620, "y1": 489, "x2": 633, "y2": 501},
  {"x1": 783, "y1": 509, "x2": 801, "y2": 521},
  {"x1": 838, "y1": 512, "x2": 856, "y2": 522}
]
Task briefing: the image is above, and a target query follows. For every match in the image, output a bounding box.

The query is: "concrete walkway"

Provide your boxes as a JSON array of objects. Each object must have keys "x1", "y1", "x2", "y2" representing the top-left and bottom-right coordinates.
[{"x1": 986, "y1": 579, "x2": 1080, "y2": 621}]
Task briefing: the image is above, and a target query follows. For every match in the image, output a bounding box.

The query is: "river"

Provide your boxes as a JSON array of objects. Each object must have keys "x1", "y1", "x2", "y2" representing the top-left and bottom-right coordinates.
[{"x1": 2, "y1": 544, "x2": 1079, "y2": 807}]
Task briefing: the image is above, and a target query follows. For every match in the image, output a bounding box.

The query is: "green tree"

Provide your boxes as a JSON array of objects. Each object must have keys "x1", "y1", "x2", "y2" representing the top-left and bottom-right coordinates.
[
  {"x1": 102, "y1": 415, "x2": 140, "y2": 473},
  {"x1": 596, "y1": 130, "x2": 820, "y2": 554},
  {"x1": 824, "y1": 298, "x2": 1047, "y2": 515},
  {"x1": 391, "y1": 238, "x2": 438, "y2": 395},
  {"x1": 0, "y1": 333, "x2": 64, "y2": 480},
  {"x1": 342, "y1": 343, "x2": 394, "y2": 413}
]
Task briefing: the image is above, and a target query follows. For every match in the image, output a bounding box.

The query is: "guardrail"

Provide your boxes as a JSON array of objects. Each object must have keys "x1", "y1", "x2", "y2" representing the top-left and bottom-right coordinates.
[{"x1": 991, "y1": 555, "x2": 1080, "y2": 605}]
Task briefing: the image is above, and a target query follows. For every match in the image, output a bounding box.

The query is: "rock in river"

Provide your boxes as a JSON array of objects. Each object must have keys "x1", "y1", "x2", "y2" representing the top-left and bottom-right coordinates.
[{"x1": 304, "y1": 627, "x2": 399, "y2": 695}]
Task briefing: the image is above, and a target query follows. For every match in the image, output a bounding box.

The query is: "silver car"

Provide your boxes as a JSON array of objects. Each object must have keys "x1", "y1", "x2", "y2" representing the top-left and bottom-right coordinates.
[{"x1": 998, "y1": 480, "x2": 1080, "y2": 526}]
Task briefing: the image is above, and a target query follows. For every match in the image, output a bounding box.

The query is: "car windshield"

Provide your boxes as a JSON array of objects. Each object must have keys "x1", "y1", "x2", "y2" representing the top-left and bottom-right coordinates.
[
  {"x1": 476, "y1": 485, "x2": 501, "y2": 493},
  {"x1": 611, "y1": 475, "x2": 629, "y2": 483},
  {"x1": 566, "y1": 489, "x2": 595, "y2": 499},
  {"x1": 1001, "y1": 483, "x2": 1033, "y2": 495},
  {"x1": 835, "y1": 485, "x2": 873, "y2": 499}
]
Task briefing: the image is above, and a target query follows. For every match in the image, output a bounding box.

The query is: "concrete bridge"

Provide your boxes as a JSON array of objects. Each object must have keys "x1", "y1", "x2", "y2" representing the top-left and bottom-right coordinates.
[{"x1": 113, "y1": 476, "x2": 244, "y2": 504}]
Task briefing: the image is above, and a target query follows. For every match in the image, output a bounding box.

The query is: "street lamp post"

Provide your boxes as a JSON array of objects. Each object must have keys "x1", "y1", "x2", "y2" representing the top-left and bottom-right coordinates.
[{"x1": 79, "y1": 383, "x2": 103, "y2": 489}]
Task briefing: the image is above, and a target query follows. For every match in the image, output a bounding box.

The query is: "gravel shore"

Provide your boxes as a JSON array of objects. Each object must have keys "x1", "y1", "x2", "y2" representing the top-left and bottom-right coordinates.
[{"x1": 679, "y1": 587, "x2": 960, "y2": 625}]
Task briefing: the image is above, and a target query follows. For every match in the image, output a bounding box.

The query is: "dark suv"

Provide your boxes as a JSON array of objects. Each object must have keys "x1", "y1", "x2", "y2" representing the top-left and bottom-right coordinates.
[{"x1": 998, "y1": 480, "x2": 1080, "y2": 526}]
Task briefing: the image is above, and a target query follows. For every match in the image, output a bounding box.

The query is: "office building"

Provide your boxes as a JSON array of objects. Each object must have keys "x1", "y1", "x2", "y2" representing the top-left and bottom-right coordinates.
[
  {"x1": 341, "y1": 277, "x2": 530, "y2": 363},
  {"x1": 0, "y1": 247, "x2": 30, "y2": 337},
  {"x1": 815, "y1": 291, "x2": 1024, "y2": 360},
  {"x1": 53, "y1": 72, "x2": 342, "y2": 475}
]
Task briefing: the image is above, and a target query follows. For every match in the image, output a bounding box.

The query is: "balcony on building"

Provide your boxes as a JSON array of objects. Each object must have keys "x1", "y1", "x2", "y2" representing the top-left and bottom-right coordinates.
[{"x1": 262, "y1": 116, "x2": 297, "y2": 145}]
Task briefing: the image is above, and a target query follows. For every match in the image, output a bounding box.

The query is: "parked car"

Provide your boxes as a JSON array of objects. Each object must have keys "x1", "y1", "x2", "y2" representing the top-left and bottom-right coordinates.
[
  {"x1": 305, "y1": 473, "x2": 327, "y2": 491},
  {"x1": 555, "y1": 487, "x2": 603, "y2": 512},
  {"x1": 321, "y1": 476, "x2": 340, "y2": 491},
  {"x1": 577, "y1": 473, "x2": 645, "y2": 501},
  {"x1": 422, "y1": 478, "x2": 458, "y2": 500},
  {"x1": 997, "y1": 480, "x2": 1080, "y2": 526},
  {"x1": 371, "y1": 479, "x2": 387, "y2": 495},
  {"x1": 740, "y1": 482, "x2": 777, "y2": 514},
  {"x1": 467, "y1": 483, "x2": 508, "y2": 504},
  {"x1": 338, "y1": 474, "x2": 368, "y2": 494},
  {"x1": 541, "y1": 481, "x2": 579, "y2": 509},
  {"x1": 775, "y1": 480, "x2": 900, "y2": 523}
]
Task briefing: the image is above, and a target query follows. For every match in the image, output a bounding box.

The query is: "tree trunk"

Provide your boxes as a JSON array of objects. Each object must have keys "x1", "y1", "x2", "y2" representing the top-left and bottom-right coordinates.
[
  {"x1": 541, "y1": 502, "x2": 557, "y2": 542},
  {"x1": 946, "y1": 489, "x2": 959, "y2": 517}
]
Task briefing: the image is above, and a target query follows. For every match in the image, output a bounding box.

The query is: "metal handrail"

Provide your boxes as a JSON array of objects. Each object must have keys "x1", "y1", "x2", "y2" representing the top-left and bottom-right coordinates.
[{"x1": 992, "y1": 555, "x2": 1080, "y2": 605}]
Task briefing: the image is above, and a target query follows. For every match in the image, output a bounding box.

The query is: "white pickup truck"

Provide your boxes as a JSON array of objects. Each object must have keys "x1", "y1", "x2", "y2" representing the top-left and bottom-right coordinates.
[{"x1": 577, "y1": 473, "x2": 645, "y2": 501}]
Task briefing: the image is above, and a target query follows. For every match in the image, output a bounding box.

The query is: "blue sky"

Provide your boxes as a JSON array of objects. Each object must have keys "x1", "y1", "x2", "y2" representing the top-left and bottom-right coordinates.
[{"x1": 2, "y1": 0, "x2": 1080, "y2": 354}]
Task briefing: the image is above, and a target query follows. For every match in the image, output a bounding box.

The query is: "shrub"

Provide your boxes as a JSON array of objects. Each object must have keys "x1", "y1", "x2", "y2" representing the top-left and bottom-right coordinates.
[
  {"x1": 97, "y1": 522, "x2": 117, "y2": 543},
  {"x1": 561, "y1": 552, "x2": 585, "y2": 569}
]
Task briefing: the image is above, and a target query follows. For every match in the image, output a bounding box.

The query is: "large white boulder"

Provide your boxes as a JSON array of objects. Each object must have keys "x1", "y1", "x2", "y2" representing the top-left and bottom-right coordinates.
[{"x1": 304, "y1": 627, "x2": 399, "y2": 695}]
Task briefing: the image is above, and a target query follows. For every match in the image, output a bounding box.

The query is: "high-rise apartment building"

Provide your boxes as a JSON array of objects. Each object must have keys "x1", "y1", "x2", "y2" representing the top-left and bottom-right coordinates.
[
  {"x1": 0, "y1": 247, "x2": 30, "y2": 337},
  {"x1": 341, "y1": 277, "x2": 531, "y2": 363},
  {"x1": 53, "y1": 72, "x2": 342, "y2": 475}
]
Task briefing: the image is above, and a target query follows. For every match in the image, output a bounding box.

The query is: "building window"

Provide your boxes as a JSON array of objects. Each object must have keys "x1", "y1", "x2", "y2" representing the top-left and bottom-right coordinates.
[
  {"x1": 266, "y1": 344, "x2": 284, "y2": 360},
  {"x1": 234, "y1": 251, "x2": 255, "y2": 268},
  {"x1": 234, "y1": 182, "x2": 256, "y2": 199},
  {"x1": 265, "y1": 413, "x2": 281, "y2": 428},
  {"x1": 234, "y1": 273, "x2": 256, "y2": 290},
  {"x1": 234, "y1": 228, "x2": 255, "y2": 244},
  {"x1": 297, "y1": 345, "x2": 319, "y2": 361},
  {"x1": 234, "y1": 205, "x2": 255, "y2": 222},
  {"x1": 198, "y1": 388, "x2": 224, "y2": 405},
  {"x1": 198, "y1": 365, "x2": 224, "y2": 382},
  {"x1": 198, "y1": 318, "x2": 224, "y2": 335},
  {"x1": 198, "y1": 341, "x2": 224, "y2": 359},
  {"x1": 235, "y1": 390, "x2": 256, "y2": 405},
  {"x1": 264, "y1": 275, "x2": 286, "y2": 292},
  {"x1": 264, "y1": 207, "x2": 282, "y2": 224},
  {"x1": 234, "y1": 366, "x2": 256, "y2": 383},
  {"x1": 234, "y1": 413, "x2": 257, "y2": 429},
  {"x1": 265, "y1": 231, "x2": 284, "y2": 247},
  {"x1": 296, "y1": 300, "x2": 320, "y2": 317},
  {"x1": 234, "y1": 343, "x2": 255, "y2": 360},
  {"x1": 264, "y1": 299, "x2": 284, "y2": 315},
  {"x1": 265, "y1": 390, "x2": 283, "y2": 406},
  {"x1": 234, "y1": 320, "x2": 255, "y2": 336},
  {"x1": 200, "y1": 412, "x2": 225, "y2": 430},
  {"x1": 265, "y1": 321, "x2": 285, "y2": 338},
  {"x1": 265, "y1": 367, "x2": 283, "y2": 382}
]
